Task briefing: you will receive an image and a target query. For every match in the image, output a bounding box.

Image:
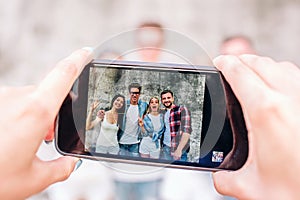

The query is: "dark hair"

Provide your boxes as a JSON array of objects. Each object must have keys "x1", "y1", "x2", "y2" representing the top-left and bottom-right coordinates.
[
  {"x1": 222, "y1": 35, "x2": 253, "y2": 46},
  {"x1": 138, "y1": 22, "x2": 163, "y2": 30},
  {"x1": 160, "y1": 89, "x2": 173, "y2": 98},
  {"x1": 110, "y1": 94, "x2": 125, "y2": 130},
  {"x1": 128, "y1": 83, "x2": 142, "y2": 93},
  {"x1": 110, "y1": 94, "x2": 125, "y2": 114}
]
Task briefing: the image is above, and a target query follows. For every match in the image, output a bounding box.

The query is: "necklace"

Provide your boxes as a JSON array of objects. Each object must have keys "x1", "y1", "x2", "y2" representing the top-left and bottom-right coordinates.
[{"x1": 108, "y1": 110, "x2": 118, "y2": 124}]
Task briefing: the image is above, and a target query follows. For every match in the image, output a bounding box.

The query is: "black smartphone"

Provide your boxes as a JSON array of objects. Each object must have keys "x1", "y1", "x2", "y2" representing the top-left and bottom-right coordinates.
[{"x1": 56, "y1": 59, "x2": 248, "y2": 171}]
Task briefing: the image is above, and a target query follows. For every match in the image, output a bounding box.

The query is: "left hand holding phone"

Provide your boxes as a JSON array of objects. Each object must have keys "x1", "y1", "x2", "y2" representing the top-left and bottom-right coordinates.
[{"x1": 0, "y1": 48, "x2": 93, "y2": 199}]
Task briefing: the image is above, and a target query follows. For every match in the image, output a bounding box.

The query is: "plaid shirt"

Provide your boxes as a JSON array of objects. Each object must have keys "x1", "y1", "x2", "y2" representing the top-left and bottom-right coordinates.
[{"x1": 169, "y1": 104, "x2": 192, "y2": 153}]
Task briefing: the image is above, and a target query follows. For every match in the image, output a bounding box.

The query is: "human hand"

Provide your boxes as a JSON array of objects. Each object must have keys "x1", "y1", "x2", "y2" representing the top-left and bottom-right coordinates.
[
  {"x1": 97, "y1": 109, "x2": 105, "y2": 120},
  {"x1": 138, "y1": 117, "x2": 144, "y2": 127},
  {"x1": 90, "y1": 101, "x2": 100, "y2": 111},
  {"x1": 173, "y1": 148, "x2": 182, "y2": 160},
  {"x1": 213, "y1": 54, "x2": 300, "y2": 199},
  {"x1": 0, "y1": 48, "x2": 93, "y2": 199}
]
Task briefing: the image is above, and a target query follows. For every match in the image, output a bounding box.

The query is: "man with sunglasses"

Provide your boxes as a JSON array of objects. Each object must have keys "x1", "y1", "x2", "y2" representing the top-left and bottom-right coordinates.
[{"x1": 119, "y1": 83, "x2": 148, "y2": 157}]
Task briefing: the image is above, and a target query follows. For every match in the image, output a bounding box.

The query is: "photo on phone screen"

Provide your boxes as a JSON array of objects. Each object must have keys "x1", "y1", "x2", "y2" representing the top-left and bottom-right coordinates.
[{"x1": 56, "y1": 60, "x2": 248, "y2": 171}]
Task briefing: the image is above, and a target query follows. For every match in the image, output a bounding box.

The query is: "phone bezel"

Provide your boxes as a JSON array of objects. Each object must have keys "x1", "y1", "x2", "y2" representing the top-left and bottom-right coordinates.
[{"x1": 55, "y1": 59, "x2": 248, "y2": 171}]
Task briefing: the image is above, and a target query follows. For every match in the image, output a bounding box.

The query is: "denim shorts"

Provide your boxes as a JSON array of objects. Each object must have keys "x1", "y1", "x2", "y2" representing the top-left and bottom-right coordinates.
[{"x1": 119, "y1": 143, "x2": 139, "y2": 157}]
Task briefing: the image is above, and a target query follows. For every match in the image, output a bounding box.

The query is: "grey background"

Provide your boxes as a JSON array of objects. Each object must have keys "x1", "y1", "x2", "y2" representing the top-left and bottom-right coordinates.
[
  {"x1": 1, "y1": 0, "x2": 300, "y2": 86},
  {"x1": 2, "y1": 1, "x2": 299, "y2": 200}
]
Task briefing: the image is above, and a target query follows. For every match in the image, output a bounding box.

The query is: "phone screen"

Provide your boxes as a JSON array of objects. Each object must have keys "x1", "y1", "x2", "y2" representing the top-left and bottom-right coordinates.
[{"x1": 56, "y1": 60, "x2": 248, "y2": 171}]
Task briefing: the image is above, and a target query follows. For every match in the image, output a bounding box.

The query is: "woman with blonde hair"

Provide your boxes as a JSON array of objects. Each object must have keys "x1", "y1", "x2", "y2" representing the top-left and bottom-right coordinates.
[{"x1": 139, "y1": 96, "x2": 165, "y2": 158}]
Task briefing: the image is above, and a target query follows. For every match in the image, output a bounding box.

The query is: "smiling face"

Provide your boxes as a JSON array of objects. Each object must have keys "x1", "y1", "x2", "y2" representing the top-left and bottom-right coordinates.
[
  {"x1": 161, "y1": 92, "x2": 174, "y2": 109},
  {"x1": 149, "y1": 97, "x2": 159, "y2": 113},
  {"x1": 129, "y1": 87, "x2": 140, "y2": 105},
  {"x1": 113, "y1": 97, "x2": 124, "y2": 110}
]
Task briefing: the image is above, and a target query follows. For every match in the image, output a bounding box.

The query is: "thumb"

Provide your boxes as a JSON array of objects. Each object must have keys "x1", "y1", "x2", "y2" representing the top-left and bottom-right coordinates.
[
  {"x1": 213, "y1": 170, "x2": 236, "y2": 197},
  {"x1": 33, "y1": 157, "x2": 81, "y2": 189},
  {"x1": 43, "y1": 156, "x2": 82, "y2": 183},
  {"x1": 23, "y1": 157, "x2": 82, "y2": 198}
]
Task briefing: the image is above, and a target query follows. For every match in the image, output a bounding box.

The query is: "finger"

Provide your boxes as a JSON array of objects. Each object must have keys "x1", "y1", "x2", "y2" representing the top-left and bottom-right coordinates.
[
  {"x1": 0, "y1": 85, "x2": 35, "y2": 98},
  {"x1": 213, "y1": 171, "x2": 237, "y2": 197},
  {"x1": 238, "y1": 54, "x2": 300, "y2": 93},
  {"x1": 28, "y1": 157, "x2": 82, "y2": 194},
  {"x1": 213, "y1": 55, "x2": 271, "y2": 114},
  {"x1": 35, "y1": 48, "x2": 93, "y2": 118},
  {"x1": 44, "y1": 117, "x2": 57, "y2": 142}
]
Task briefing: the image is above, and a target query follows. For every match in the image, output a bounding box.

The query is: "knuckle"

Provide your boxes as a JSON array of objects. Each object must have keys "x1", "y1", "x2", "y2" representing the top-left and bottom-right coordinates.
[
  {"x1": 233, "y1": 178, "x2": 258, "y2": 199},
  {"x1": 57, "y1": 166, "x2": 72, "y2": 182},
  {"x1": 254, "y1": 92, "x2": 282, "y2": 118}
]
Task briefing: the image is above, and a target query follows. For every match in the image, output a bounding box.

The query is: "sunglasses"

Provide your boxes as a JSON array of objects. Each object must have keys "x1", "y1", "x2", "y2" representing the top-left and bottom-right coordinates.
[{"x1": 130, "y1": 92, "x2": 140, "y2": 95}]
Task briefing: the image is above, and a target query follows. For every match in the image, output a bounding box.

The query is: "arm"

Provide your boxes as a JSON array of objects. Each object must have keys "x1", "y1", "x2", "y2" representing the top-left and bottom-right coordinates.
[
  {"x1": 213, "y1": 54, "x2": 300, "y2": 199},
  {"x1": 143, "y1": 115, "x2": 154, "y2": 135},
  {"x1": 0, "y1": 48, "x2": 93, "y2": 199},
  {"x1": 138, "y1": 117, "x2": 146, "y2": 134},
  {"x1": 85, "y1": 102, "x2": 103, "y2": 130},
  {"x1": 173, "y1": 132, "x2": 190, "y2": 160}
]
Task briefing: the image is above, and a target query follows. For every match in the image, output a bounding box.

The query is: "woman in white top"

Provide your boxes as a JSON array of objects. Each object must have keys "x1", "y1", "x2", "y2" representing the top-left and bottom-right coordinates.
[
  {"x1": 86, "y1": 94, "x2": 125, "y2": 155},
  {"x1": 139, "y1": 97, "x2": 165, "y2": 159}
]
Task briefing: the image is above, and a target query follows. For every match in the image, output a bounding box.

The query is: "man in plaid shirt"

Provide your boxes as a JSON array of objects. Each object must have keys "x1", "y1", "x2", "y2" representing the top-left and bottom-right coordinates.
[{"x1": 160, "y1": 90, "x2": 192, "y2": 161}]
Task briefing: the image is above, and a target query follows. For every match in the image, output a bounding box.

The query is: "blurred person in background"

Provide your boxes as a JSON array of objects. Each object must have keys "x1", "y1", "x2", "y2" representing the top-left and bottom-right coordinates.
[
  {"x1": 110, "y1": 23, "x2": 165, "y2": 200},
  {"x1": 115, "y1": 22, "x2": 223, "y2": 200},
  {"x1": 220, "y1": 35, "x2": 256, "y2": 55},
  {"x1": 133, "y1": 22, "x2": 165, "y2": 62}
]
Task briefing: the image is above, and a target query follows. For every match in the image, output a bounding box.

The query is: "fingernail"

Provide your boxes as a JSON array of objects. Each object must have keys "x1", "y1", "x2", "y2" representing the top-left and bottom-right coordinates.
[
  {"x1": 213, "y1": 55, "x2": 229, "y2": 71},
  {"x1": 73, "y1": 159, "x2": 83, "y2": 172},
  {"x1": 82, "y1": 47, "x2": 94, "y2": 53},
  {"x1": 44, "y1": 140, "x2": 53, "y2": 145},
  {"x1": 213, "y1": 55, "x2": 225, "y2": 65}
]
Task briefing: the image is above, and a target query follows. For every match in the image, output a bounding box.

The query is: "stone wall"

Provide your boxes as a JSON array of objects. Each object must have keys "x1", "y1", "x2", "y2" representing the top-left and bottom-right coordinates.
[{"x1": 88, "y1": 65, "x2": 205, "y2": 161}]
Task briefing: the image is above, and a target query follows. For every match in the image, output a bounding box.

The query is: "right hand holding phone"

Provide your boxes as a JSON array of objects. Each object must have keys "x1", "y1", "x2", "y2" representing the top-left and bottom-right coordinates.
[{"x1": 213, "y1": 55, "x2": 300, "y2": 200}]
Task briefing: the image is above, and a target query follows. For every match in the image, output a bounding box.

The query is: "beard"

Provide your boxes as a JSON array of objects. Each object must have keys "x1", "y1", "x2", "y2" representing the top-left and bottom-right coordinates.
[{"x1": 163, "y1": 102, "x2": 172, "y2": 109}]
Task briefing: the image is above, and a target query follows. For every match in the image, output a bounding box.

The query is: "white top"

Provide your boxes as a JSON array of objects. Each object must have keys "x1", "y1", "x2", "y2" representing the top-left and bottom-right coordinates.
[
  {"x1": 148, "y1": 114, "x2": 161, "y2": 132},
  {"x1": 119, "y1": 105, "x2": 139, "y2": 144},
  {"x1": 96, "y1": 116, "x2": 119, "y2": 147}
]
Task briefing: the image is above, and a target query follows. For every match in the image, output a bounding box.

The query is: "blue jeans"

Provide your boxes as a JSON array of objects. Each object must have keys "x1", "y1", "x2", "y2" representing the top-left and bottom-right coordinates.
[
  {"x1": 161, "y1": 145, "x2": 188, "y2": 161},
  {"x1": 114, "y1": 179, "x2": 162, "y2": 200},
  {"x1": 119, "y1": 143, "x2": 139, "y2": 157}
]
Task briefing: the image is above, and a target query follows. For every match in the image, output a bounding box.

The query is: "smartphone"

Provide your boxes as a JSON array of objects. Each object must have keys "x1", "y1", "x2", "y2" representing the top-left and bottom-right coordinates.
[{"x1": 56, "y1": 59, "x2": 248, "y2": 171}]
